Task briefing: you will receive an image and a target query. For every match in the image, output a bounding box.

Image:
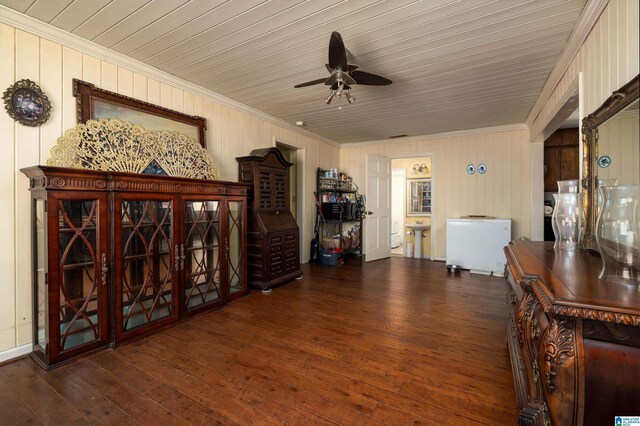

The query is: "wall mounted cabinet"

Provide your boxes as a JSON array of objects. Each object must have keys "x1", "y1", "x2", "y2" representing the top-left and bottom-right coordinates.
[
  {"x1": 407, "y1": 178, "x2": 432, "y2": 216},
  {"x1": 22, "y1": 166, "x2": 248, "y2": 369}
]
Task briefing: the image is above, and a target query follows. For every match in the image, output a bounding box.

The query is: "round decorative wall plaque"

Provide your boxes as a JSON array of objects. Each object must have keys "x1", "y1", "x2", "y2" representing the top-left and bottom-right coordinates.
[
  {"x1": 598, "y1": 155, "x2": 612, "y2": 168},
  {"x1": 2, "y1": 79, "x2": 51, "y2": 126}
]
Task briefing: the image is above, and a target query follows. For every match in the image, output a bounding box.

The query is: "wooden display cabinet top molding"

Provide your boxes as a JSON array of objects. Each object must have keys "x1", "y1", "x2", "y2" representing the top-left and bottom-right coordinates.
[
  {"x1": 505, "y1": 240, "x2": 640, "y2": 326},
  {"x1": 22, "y1": 165, "x2": 249, "y2": 196},
  {"x1": 236, "y1": 147, "x2": 293, "y2": 170}
]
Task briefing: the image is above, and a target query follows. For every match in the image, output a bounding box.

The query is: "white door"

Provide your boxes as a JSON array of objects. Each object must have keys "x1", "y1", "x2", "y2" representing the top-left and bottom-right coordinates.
[{"x1": 365, "y1": 155, "x2": 391, "y2": 262}]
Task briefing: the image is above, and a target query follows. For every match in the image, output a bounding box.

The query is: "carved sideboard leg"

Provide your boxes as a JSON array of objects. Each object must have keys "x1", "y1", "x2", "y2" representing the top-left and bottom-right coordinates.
[
  {"x1": 516, "y1": 285, "x2": 537, "y2": 345},
  {"x1": 541, "y1": 315, "x2": 583, "y2": 426}
]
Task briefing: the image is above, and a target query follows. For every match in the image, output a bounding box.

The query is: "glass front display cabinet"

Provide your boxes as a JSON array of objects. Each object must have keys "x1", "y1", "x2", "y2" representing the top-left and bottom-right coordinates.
[{"x1": 23, "y1": 166, "x2": 248, "y2": 369}]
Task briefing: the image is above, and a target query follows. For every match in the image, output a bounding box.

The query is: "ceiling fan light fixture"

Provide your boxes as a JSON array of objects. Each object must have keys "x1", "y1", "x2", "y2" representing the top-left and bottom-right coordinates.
[
  {"x1": 293, "y1": 31, "x2": 392, "y2": 104},
  {"x1": 325, "y1": 92, "x2": 336, "y2": 104}
]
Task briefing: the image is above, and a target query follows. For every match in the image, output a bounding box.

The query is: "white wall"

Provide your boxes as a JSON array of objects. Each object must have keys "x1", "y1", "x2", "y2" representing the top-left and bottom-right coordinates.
[
  {"x1": 529, "y1": 0, "x2": 639, "y2": 139},
  {"x1": 0, "y1": 21, "x2": 340, "y2": 355},
  {"x1": 340, "y1": 126, "x2": 531, "y2": 260},
  {"x1": 525, "y1": 0, "x2": 639, "y2": 243}
]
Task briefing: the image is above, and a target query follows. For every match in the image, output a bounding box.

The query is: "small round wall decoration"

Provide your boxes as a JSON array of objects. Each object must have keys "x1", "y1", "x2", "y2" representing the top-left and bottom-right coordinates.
[
  {"x1": 478, "y1": 163, "x2": 487, "y2": 174},
  {"x1": 2, "y1": 79, "x2": 51, "y2": 126},
  {"x1": 598, "y1": 155, "x2": 612, "y2": 168},
  {"x1": 466, "y1": 164, "x2": 476, "y2": 175}
]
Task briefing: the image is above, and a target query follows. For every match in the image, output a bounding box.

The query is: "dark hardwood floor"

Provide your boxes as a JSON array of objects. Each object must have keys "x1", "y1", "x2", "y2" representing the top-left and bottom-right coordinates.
[{"x1": 0, "y1": 257, "x2": 517, "y2": 425}]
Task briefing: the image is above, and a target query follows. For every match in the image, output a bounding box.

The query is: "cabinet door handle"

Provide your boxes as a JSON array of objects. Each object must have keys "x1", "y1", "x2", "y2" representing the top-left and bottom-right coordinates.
[
  {"x1": 174, "y1": 244, "x2": 180, "y2": 271},
  {"x1": 180, "y1": 244, "x2": 186, "y2": 271},
  {"x1": 101, "y1": 253, "x2": 108, "y2": 286}
]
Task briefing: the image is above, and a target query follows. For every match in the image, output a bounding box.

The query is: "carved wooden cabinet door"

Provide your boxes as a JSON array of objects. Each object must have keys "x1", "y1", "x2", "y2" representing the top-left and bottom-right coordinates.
[
  {"x1": 225, "y1": 199, "x2": 247, "y2": 300},
  {"x1": 113, "y1": 193, "x2": 180, "y2": 342},
  {"x1": 256, "y1": 167, "x2": 288, "y2": 211},
  {"x1": 181, "y1": 197, "x2": 224, "y2": 315},
  {"x1": 37, "y1": 191, "x2": 110, "y2": 365}
]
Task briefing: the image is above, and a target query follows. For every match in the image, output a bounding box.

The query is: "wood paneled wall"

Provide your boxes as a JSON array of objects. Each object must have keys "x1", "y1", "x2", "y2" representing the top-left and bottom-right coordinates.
[
  {"x1": 340, "y1": 127, "x2": 531, "y2": 260},
  {"x1": 529, "y1": 0, "x2": 640, "y2": 138},
  {"x1": 0, "y1": 22, "x2": 339, "y2": 353}
]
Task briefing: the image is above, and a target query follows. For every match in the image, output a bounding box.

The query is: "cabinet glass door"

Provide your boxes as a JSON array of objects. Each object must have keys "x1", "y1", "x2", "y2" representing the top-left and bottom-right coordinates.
[
  {"x1": 34, "y1": 199, "x2": 47, "y2": 352},
  {"x1": 116, "y1": 198, "x2": 176, "y2": 338},
  {"x1": 55, "y1": 197, "x2": 108, "y2": 354},
  {"x1": 184, "y1": 200, "x2": 222, "y2": 311},
  {"x1": 227, "y1": 201, "x2": 245, "y2": 297}
]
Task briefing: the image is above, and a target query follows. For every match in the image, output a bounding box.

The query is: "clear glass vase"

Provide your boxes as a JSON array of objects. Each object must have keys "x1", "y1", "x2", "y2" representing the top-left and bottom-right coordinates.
[
  {"x1": 597, "y1": 179, "x2": 618, "y2": 219},
  {"x1": 596, "y1": 185, "x2": 640, "y2": 290},
  {"x1": 554, "y1": 193, "x2": 583, "y2": 250},
  {"x1": 552, "y1": 180, "x2": 581, "y2": 248},
  {"x1": 557, "y1": 179, "x2": 580, "y2": 194},
  {"x1": 552, "y1": 194, "x2": 560, "y2": 248}
]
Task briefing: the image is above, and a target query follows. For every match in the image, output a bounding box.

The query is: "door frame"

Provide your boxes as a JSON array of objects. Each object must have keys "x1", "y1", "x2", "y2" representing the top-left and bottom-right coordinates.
[
  {"x1": 530, "y1": 74, "x2": 580, "y2": 241},
  {"x1": 366, "y1": 153, "x2": 436, "y2": 260},
  {"x1": 391, "y1": 167, "x2": 406, "y2": 248},
  {"x1": 273, "y1": 138, "x2": 307, "y2": 263}
]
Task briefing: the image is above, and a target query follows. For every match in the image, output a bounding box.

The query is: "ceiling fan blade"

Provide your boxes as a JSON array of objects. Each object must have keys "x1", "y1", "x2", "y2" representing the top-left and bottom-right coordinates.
[
  {"x1": 294, "y1": 78, "x2": 328, "y2": 88},
  {"x1": 328, "y1": 31, "x2": 348, "y2": 71},
  {"x1": 351, "y1": 70, "x2": 392, "y2": 85}
]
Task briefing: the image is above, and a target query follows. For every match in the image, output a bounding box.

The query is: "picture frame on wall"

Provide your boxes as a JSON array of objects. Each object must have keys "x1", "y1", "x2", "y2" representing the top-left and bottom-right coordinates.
[
  {"x1": 73, "y1": 78, "x2": 207, "y2": 148},
  {"x1": 3, "y1": 79, "x2": 52, "y2": 127}
]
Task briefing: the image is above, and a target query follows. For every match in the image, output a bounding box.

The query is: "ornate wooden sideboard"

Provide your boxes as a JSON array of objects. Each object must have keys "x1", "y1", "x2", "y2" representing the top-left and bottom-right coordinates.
[
  {"x1": 237, "y1": 148, "x2": 302, "y2": 290},
  {"x1": 22, "y1": 166, "x2": 248, "y2": 369},
  {"x1": 505, "y1": 240, "x2": 640, "y2": 425}
]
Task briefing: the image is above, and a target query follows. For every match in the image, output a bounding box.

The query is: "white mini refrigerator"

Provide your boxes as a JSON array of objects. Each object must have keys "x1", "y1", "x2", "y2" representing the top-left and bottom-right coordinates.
[{"x1": 445, "y1": 218, "x2": 512, "y2": 276}]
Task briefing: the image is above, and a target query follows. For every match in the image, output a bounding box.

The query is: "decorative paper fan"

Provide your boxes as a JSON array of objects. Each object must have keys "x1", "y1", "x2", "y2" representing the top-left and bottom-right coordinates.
[
  {"x1": 47, "y1": 118, "x2": 219, "y2": 180},
  {"x1": 145, "y1": 131, "x2": 218, "y2": 180}
]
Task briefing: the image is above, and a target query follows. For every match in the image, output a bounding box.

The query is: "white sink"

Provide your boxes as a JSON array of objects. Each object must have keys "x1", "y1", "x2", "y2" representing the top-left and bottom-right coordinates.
[
  {"x1": 406, "y1": 223, "x2": 430, "y2": 231},
  {"x1": 406, "y1": 223, "x2": 430, "y2": 259}
]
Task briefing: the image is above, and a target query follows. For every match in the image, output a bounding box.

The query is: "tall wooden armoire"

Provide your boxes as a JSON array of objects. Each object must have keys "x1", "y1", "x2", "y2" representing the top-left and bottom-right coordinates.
[{"x1": 236, "y1": 148, "x2": 302, "y2": 290}]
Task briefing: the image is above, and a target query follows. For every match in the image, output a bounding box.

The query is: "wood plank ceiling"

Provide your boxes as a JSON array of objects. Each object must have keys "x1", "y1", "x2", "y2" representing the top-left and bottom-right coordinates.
[{"x1": 2, "y1": 0, "x2": 587, "y2": 143}]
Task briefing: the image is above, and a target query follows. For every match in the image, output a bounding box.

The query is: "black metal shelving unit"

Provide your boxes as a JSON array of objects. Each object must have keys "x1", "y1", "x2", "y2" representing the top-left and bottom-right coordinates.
[{"x1": 315, "y1": 168, "x2": 363, "y2": 265}]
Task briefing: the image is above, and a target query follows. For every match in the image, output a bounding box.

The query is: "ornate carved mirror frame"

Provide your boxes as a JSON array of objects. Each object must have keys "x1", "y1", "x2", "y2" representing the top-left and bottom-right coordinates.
[{"x1": 580, "y1": 74, "x2": 639, "y2": 251}]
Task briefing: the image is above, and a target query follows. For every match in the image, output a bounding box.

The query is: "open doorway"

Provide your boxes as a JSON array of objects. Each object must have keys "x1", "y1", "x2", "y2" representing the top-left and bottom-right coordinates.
[
  {"x1": 275, "y1": 141, "x2": 306, "y2": 261},
  {"x1": 390, "y1": 156, "x2": 433, "y2": 259},
  {"x1": 543, "y1": 110, "x2": 580, "y2": 241},
  {"x1": 276, "y1": 143, "x2": 298, "y2": 220},
  {"x1": 537, "y1": 82, "x2": 580, "y2": 242}
]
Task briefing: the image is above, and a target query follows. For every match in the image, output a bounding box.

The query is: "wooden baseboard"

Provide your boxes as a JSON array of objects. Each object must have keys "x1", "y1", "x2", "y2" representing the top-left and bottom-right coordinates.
[{"x1": 0, "y1": 343, "x2": 32, "y2": 364}]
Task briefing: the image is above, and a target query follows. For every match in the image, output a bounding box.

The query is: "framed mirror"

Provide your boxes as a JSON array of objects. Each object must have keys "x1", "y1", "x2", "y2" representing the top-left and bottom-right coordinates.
[
  {"x1": 581, "y1": 74, "x2": 639, "y2": 251},
  {"x1": 407, "y1": 178, "x2": 431, "y2": 216}
]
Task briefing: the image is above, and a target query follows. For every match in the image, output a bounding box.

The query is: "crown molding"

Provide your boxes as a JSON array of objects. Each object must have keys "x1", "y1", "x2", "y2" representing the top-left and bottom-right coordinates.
[
  {"x1": 0, "y1": 5, "x2": 340, "y2": 148},
  {"x1": 525, "y1": 0, "x2": 609, "y2": 127},
  {"x1": 341, "y1": 123, "x2": 529, "y2": 148}
]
